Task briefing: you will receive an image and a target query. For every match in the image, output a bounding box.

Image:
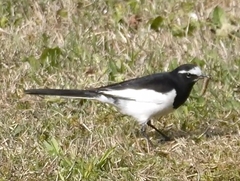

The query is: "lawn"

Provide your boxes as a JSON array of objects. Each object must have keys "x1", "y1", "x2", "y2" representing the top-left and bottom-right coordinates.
[{"x1": 0, "y1": 0, "x2": 240, "y2": 180}]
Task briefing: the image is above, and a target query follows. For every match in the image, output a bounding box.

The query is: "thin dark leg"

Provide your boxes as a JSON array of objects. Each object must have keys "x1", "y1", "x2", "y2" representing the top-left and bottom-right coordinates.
[
  {"x1": 147, "y1": 121, "x2": 171, "y2": 141},
  {"x1": 140, "y1": 124, "x2": 153, "y2": 146}
]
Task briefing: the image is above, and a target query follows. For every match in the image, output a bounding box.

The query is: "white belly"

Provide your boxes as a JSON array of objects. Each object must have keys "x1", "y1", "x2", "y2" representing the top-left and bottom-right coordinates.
[
  {"x1": 97, "y1": 88, "x2": 177, "y2": 125},
  {"x1": 117, "y1": 99, "x2": 174, "y2": 124}
]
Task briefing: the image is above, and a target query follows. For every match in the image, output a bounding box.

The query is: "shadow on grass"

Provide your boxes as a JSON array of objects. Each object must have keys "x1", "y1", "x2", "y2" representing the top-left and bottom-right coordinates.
[{"x1": 134, "y1": 120, "x2": 240, "y2": 143}]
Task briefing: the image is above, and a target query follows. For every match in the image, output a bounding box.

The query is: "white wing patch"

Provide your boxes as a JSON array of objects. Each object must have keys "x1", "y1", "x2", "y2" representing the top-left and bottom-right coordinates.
[
  {"x1": 99, "y1": 89, "x2": 176, "y2": 104},
  {"x1": 178, "y1": 66, "x2": 202, "y2": 76}
]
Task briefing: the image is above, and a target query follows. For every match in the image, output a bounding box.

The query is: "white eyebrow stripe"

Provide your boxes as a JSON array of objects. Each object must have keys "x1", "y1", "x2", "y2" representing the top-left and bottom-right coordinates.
[{"x1": 178, "y1": 67, "x2": 202, "y2": 76}]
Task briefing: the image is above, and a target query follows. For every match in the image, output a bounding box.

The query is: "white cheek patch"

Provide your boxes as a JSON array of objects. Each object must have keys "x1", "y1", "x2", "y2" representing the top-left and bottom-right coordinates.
[{"x1": 178, "y1": 66, "x2": 202, "y2": 76}]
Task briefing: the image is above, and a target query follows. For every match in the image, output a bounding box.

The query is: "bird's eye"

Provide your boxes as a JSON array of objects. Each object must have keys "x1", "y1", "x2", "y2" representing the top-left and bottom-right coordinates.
[{"x1": 186, "y1": 73, "x2": 191, "y2": 78}]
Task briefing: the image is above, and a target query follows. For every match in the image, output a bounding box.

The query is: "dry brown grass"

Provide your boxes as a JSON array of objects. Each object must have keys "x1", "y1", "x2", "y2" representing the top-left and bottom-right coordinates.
[{"x1": 0, "y1": 0, "x2": 240, "y2": 180}]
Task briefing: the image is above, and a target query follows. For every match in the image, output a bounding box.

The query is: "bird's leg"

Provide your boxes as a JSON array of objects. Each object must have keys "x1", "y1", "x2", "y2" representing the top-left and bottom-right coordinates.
[
  {"x1": 147, "y1": 121, "x2": 171, "y2": 141},
  {"x1": 140, "y1": 124, "x2": 153, "y2": 146}
]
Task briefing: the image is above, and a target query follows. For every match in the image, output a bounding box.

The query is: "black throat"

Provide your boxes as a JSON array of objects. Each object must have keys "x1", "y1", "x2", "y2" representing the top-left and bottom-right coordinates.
[
  {"x1": 171, "y1": 74, "x2": 196, "y2": 109},
  {"x1": 173, "y1": 82, "x2": 195, "y2": 109}
]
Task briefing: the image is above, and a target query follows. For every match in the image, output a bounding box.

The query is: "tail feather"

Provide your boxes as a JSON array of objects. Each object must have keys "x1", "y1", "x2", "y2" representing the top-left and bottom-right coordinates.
[{"x1": 24, "y1": 89, "x2": 99, "y2": 99}]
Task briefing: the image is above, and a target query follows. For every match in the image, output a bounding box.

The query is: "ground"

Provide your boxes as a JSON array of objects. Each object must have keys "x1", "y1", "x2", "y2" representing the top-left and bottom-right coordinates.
[{"x1": 0, "y1": 0, "x2": 240, "y2": 180}]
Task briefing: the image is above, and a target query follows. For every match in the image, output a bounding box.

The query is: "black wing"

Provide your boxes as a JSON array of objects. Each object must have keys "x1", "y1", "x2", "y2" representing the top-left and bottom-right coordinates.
[{"x1": 98, "y1": 72, "x2": 175, "y2": 93}]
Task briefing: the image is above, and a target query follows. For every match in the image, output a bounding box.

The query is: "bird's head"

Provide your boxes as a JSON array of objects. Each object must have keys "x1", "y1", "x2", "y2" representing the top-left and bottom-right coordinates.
[{"x1": 173, "y1": 64, "x2": 209, "y2": 84}]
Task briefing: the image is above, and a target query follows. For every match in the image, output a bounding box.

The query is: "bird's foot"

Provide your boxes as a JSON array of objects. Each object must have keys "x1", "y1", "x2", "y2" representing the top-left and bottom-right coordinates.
[{"x1": 147, "y1": 121, "x2": 172, "y2": 142}]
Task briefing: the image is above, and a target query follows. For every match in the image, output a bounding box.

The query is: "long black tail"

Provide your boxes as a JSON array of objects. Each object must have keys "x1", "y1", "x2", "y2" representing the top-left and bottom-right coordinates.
[{"x1": 24, "y1": 89, "x2": 99, "y2": 99}]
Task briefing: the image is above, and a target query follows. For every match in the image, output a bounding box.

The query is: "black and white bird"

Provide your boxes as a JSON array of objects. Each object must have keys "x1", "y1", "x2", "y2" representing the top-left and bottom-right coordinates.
[{"x1": 25, "y1": 64, "x2": 208, "y2": 143}]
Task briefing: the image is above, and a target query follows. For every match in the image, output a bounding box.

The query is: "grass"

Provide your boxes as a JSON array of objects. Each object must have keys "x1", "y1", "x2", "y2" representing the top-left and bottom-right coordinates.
[{"x1": 0, "y1": 0, "x2": 240, "y2": 180}]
